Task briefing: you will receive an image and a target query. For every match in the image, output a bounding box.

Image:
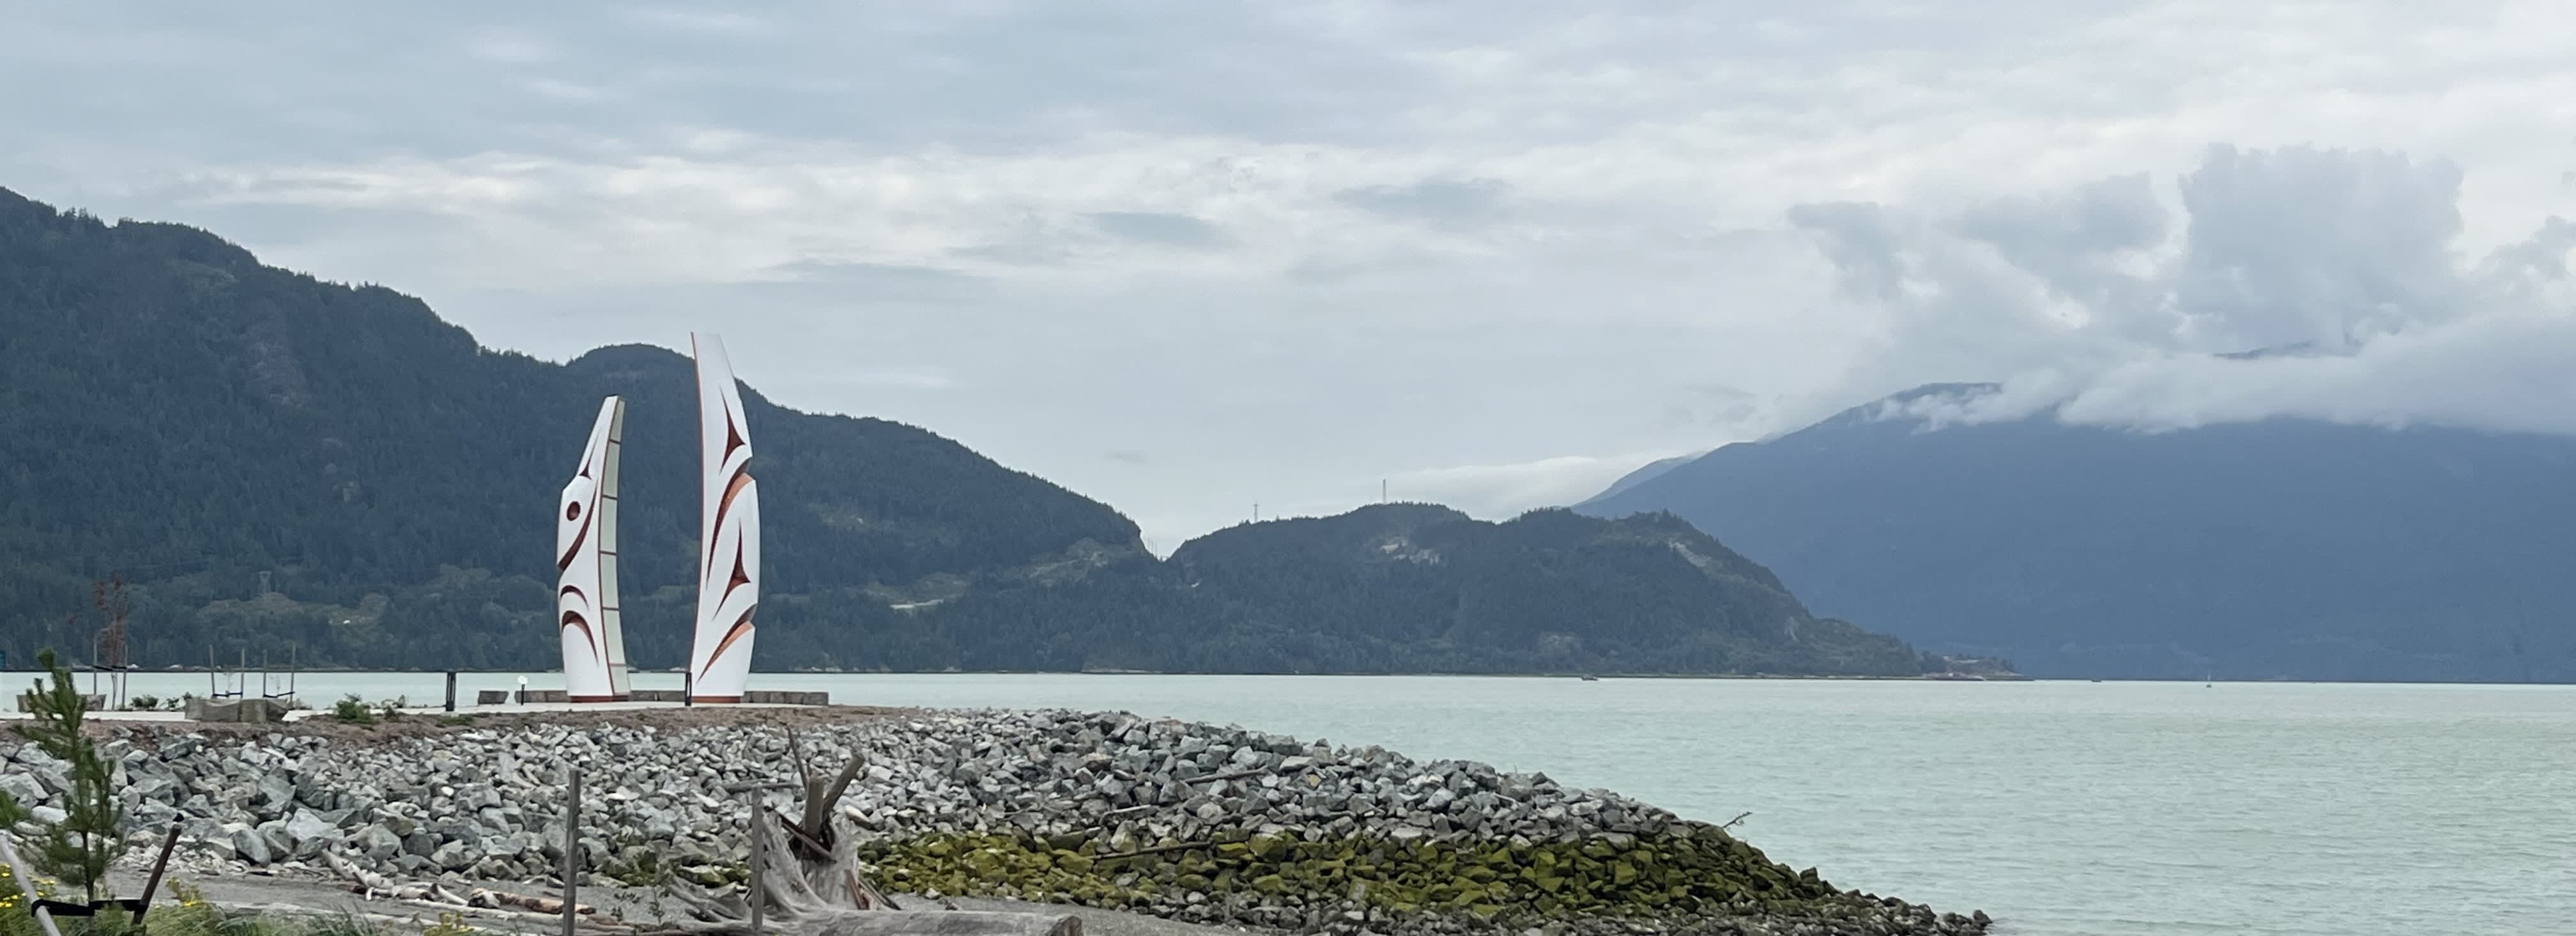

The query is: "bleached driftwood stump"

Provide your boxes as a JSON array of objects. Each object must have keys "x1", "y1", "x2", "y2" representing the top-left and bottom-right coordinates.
[{"x1": 654, "y1": 728, "x2": 1081, "y2": 936}]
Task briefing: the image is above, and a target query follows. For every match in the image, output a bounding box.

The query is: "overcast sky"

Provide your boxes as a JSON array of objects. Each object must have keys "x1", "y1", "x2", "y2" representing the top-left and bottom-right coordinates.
[{"x1": 9, "y1": 1, "x2": 2575, "y2": 550}]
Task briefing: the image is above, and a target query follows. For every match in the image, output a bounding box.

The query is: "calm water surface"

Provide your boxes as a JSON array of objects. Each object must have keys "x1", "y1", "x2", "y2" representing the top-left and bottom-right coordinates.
[{"x1": 23, "y1": 671, "x2": 2573, "y2": 935}]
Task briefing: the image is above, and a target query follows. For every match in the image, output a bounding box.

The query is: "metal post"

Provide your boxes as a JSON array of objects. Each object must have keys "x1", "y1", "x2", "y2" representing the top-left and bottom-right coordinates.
[
  {"x1": 683, "y1": 671, "x2": 693, "y2": 707},
  {"x1": 0, "y1": 832, "x2": 64, "y2": 936},
  {"x1": 135, "y1": 822, "x2": 182, "y2": 921},
  {"x1": 746, "y1": 794, "x2": 763, "y2": 936},
  {"x1": 563, "y1": 767, "x2": 581, "y2": 936},
  {"x1": 445, "y1": 671, "x2": 459, "y2": 712}
]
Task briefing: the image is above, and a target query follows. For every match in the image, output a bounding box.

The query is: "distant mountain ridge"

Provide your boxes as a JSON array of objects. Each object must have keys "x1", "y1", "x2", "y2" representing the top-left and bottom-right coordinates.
[
  {"x1": 1154, "y1": 503, "x2": 1933, "y2": 675},
  {"x1": 1578, "y1": 454, "x2": 1700, "y2": 507},
  {"x1": 0, "y1": 187, "x2": 1943, "y2": 677},
  {"x1": 1581, "y1": 382, "x2": 2576, "y2": 682}
]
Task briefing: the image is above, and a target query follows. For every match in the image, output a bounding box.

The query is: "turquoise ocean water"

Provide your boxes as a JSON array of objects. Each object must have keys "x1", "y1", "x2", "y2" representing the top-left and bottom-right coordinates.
[{"x1": 12, "y1": 671, "x2": 2570, "y2": 935}]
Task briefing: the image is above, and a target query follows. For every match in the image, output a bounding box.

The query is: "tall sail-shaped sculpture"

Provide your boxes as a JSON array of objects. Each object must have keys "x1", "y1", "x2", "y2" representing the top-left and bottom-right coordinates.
[
  {"x1": 688, "y1": 333, "x2": 760, "y2": 702},
  {"x1": 556, "y1": 396, "x2": 633, "y2": 702}
]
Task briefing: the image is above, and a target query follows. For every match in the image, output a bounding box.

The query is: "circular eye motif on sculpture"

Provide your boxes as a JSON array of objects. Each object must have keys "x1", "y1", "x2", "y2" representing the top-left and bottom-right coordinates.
[{"x1": 566, "y1": 502, "x2": 581, "y2": 521}]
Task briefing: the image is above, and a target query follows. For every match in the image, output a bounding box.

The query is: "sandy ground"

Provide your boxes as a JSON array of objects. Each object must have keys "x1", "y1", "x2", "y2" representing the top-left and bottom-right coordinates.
[{"x1": 105, "y1": 868, "x2": 1265, "y2": 936}]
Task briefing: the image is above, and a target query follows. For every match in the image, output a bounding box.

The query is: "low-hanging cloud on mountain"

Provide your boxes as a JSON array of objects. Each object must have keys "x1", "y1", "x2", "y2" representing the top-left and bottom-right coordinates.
[{"x1": 1799, "y1": 144, "x2": 2576, "y2": 436}]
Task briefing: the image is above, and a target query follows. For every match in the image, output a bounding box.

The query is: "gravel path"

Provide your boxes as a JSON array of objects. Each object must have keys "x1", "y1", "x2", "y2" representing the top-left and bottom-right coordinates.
[{"x1": 107, "y1": 868, "x2": 1262, "y2": 936}]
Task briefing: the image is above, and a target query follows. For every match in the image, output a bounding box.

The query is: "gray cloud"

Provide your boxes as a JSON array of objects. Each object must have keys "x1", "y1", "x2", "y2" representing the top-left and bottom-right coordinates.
[
  {"x1": 1335, "y1": 178, "x2": 1511, "y2": 226},
  {"x1": 2174, "y1": 145, "x2": 2471, "y2": 351},
  {"x1": 1659, "y1": 383, "x2": 1774, "y2": 432},
  {"x1": 6, "y1": 1, "x2": 2575, "y2": 545},
  {"x1": 1880, "y1": 312, "x2": 2576, "y2": 438},
  {"x1": 762, "y1": 260, "x2": 995, "y2": 303},
  {"x1": 1085, "y1": 211, "x2": 1232, "y2": 249},
  {"x1": 1951, "y1": 173, "x2": 2172, "y2": 339},
  {"x1": 1828, "y1": 144, "x2": 2576, "y2": 438},
  {"x1": 627, "y1": 8, "x2": 771, "y2": 36}
]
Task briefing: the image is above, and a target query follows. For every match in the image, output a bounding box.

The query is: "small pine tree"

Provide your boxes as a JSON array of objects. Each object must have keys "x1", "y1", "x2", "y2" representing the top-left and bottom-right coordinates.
[
  {"x1": 0, "y1": 763, "x2": 24, "y2": 828},
  {"x1": 11, "y1": 648, "x2": 126, "y2": 903}
]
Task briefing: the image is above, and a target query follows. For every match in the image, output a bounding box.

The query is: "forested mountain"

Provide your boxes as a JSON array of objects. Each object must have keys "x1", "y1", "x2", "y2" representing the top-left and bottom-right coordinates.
[
  {"x1": 0, "y1": 188, "x2": 1940, "y2": 677},
  {"x1": 1581, "y1": 383, "x2": 2576, "y2": 682},
  {"x1": 1156, "y1": 504, "x2": 1933, "y2": 675},
  {"x1": 0, "y1": 187, "x2": 1142, "y2": 670}
]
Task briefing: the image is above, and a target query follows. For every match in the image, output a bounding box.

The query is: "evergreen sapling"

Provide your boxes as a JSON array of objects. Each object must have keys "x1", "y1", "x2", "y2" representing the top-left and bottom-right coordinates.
[{"x1": 8, "y1": 648, "x2": 126, "y2": 905}]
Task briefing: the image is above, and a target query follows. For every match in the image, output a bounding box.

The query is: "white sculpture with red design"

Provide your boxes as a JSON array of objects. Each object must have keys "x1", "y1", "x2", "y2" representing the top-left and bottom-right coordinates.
[
  {"x1": 688, "y1": 332, "x2": 761, "y2": 702},
  {"x1": 556, "y1": 395, "x2": 632, "y2": 702}
]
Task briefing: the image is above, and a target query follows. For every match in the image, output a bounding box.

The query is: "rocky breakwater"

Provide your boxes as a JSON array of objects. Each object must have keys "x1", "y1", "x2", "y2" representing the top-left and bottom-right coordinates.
[{"x1": 2, "y1": 710, "x2": 1988, "y2": 936}]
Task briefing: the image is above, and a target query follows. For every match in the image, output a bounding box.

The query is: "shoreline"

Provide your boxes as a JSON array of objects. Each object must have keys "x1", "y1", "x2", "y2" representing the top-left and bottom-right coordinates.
[
  {"x1": 10, "y1": 668, "x2": 2028, "y2": 680},
  {"x1": 7, "y1": 705, "x2": 1991, "y2": 935}
]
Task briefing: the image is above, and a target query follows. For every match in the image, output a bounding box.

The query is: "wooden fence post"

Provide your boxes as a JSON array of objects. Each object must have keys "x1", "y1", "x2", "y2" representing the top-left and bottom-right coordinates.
[
  {"x1": 747, "y1": 791, "x2": 764, "y2": 936},
  {"x1": 563, "y1": 767, "x2": 581, "y2": 936},
  {"x1": 135, "y1": 822, "x2": 183, "y2": 920}
]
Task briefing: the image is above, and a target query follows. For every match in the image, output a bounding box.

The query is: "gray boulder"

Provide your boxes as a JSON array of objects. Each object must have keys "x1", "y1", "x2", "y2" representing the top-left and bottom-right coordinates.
[
  {"x1": 128, "y1": 772, "x2": 178, "y2": 801},
  {"x1": 284, "y1": 808, "x2": 336, "y2": 847},
  {"x1": 355, "y1": 825, "x2": 402, "y2": 861},
  {"x1": 230, "y1": 825, "x2": 274, "y2": 864},
  {"x1": 132, "y1": 800, "x2": 182, "y2": 827},
  {"x1": 253, "y1": 771, "x2": 294, "y2": 815},
  {"x1": 431, "y1": 840, "x2": 473, "y2": 872},
  {"x1": 192, "y1": 836, "x2": 236, "y2": 863},
  {"x1": 480, "y1": 832, "x2": 528, "y2": 862},
  {"x1": 0, "y1": 772, "x2": 45, "y2": 808}
]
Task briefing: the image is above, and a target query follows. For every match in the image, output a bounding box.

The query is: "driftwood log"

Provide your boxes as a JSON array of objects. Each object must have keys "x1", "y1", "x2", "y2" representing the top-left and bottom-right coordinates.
[
  {"x1": 778, "y1": 726, "x2": 897, "y2": 912},
  {"x1": 648, "y1": 729, "x2": 1080, "y2": 936},
  {"x1": 650, "y1": 815, "x2": 1080, "y2": 936}
]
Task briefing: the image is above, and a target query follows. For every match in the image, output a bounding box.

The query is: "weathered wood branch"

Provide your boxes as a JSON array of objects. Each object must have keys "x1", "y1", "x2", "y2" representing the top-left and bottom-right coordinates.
[
  {"x1": 1185, "y1": 767, "x2": 1269, "y2": 785},
  {"x1": 787, "y1": 726, "x2": 818, "y2": 800},
  {"x1": 800, "y1": 752, "x2": 868, "y2": 850},
  {"x1": 468, "y1": 887, "x2": 597, "y2": 916},
  {"x1": 1096, "y1": 840, "x2": 1214, "y2": 861},
  {"x1": 657, "y1": 870, "x2": 746, "y2": 924},
  {"x1": 771, "y1": 808, "x2": 834, "y2": 857}
]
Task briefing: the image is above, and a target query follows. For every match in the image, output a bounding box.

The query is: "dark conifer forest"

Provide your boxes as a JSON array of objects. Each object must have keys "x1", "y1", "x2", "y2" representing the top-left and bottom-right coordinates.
[{"x1": 0, "y1": 188, "x2": 1936, "y2": 677}]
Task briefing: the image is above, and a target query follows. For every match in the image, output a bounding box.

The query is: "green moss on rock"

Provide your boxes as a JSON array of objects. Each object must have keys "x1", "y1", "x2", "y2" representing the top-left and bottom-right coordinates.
[{"x1": 855, "y1": 827, "x2": 1838, "y2": 926}]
